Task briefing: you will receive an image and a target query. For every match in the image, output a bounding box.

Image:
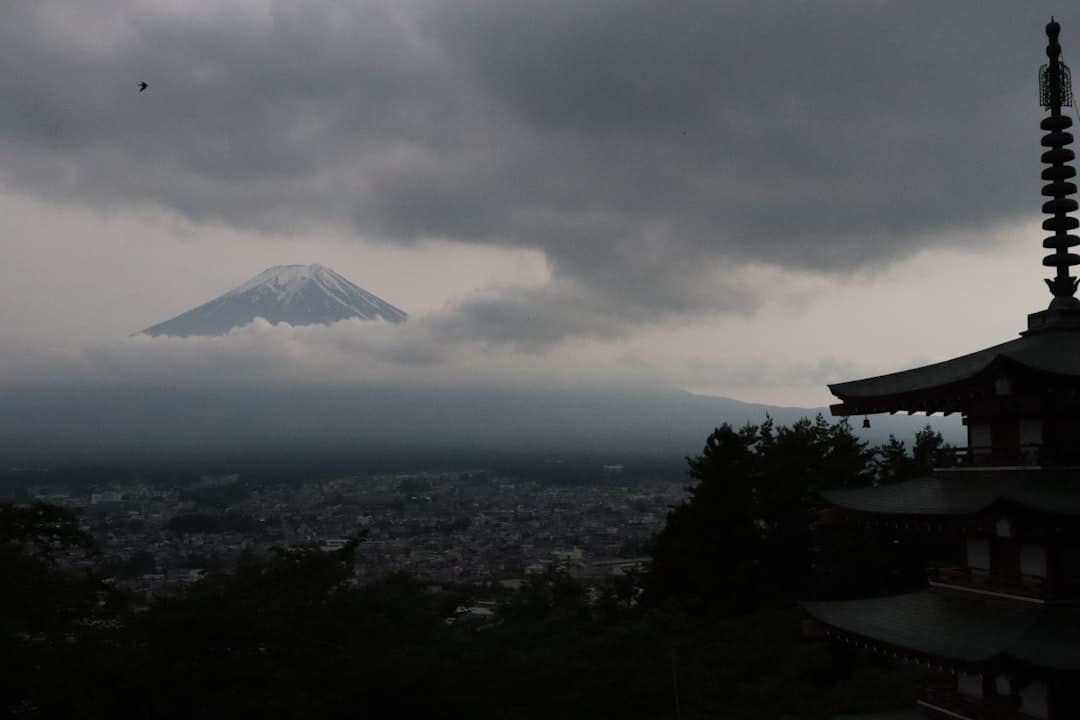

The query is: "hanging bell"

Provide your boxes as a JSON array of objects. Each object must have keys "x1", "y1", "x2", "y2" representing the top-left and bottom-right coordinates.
[{"x1": 862, "y1": 415, "x2": 871, "y2": 429}]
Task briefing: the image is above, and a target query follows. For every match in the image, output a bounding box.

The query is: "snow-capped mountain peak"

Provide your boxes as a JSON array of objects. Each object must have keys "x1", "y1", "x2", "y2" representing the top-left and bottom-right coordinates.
[
  {"x1": 139, "y1": 264, "x2": 407, "y2": 337},
  {"x1": 229, "y1": 264, "x2": 331, "y2": 299}
]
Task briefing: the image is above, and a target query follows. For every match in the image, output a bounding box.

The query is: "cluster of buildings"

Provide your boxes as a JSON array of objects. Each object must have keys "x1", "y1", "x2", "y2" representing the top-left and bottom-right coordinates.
[{"x1": 15, "y1": 467, "x2": 682, "y2": 601}]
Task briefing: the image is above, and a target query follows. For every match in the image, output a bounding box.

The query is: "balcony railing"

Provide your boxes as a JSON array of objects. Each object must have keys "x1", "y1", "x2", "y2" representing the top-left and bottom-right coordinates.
[
  {"x1": 1053, "y1": 574, "x2": 1080, "y2": 600},
  {"x1": 934, "y1": 444, "x2": 1080, "y2": 468},
  {"x1": 927, "y1": 565, "x2": 1045, "y2": 600},
  {"x1": 920, "y1": 685, "x2": 1043, "y2": 720}
]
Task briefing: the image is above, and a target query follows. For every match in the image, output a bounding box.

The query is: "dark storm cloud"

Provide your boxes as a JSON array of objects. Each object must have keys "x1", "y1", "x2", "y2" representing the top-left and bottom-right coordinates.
[
  {"x1": 0, "y1": 1, "x2": 1065, "y2": 342},
  {"x1": 432, "y1": 268, "x2": 763, "y2": 349}
]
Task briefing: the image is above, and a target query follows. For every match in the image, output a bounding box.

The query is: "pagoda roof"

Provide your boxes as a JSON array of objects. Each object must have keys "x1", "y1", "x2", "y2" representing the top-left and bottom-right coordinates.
[
  {"x1": 821, "y1": 470, "x2": 1080, "y2": 516},
  {"x1": 828, "y1": 325, "x2": 1080, "y2": 415},
  {"x1": 804, "y1": 589, "x2": 1080, "y2": 672},
  {"x1": 832, "y1": 712, "x2": 923, "y2": 720},
  {"x1": 829, "y1": 16, "x2": 1080, "y2": 416}
]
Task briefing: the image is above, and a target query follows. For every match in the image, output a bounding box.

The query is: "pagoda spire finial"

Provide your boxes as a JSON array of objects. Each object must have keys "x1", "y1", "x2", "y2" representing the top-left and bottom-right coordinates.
[{"x1": 1039, "y1": 18, "x2": 1080, "y2": 308}]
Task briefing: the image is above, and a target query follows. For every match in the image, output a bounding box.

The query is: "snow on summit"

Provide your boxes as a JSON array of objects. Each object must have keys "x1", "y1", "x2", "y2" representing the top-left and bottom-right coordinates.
[{"x1": 139, "y1": 264, "x2": 408, "y2": 337}]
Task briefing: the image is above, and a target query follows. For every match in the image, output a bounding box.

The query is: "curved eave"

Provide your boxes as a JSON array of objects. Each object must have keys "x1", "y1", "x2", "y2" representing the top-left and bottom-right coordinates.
[
  {"x1": 829, "y1": 343, "x2": 1007, "y2": 401},
  {"x1": 804, "y1": 590, "x2": 1080, "y2": 672},
  {"x1": 820, "y1": 473, "x2": 1080, "y2": 517},
  {"x1": 832, "y1": 713, "x2": 923, "y2": 720},
  {"x1": 828, "y1": 329, "x2": 1080, "y2": 415}
]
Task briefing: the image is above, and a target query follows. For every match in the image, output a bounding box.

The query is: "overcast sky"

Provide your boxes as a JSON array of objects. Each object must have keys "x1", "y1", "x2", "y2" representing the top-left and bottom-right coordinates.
[{"x1": 0, "y1": 1, "x2": 1073, "y2": 406}]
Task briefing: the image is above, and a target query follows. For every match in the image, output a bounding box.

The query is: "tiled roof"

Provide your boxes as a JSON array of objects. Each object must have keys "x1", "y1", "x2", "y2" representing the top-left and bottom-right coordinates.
[
  {"x1": 804, "y1": 589, "x2": 1080, "y2": 671},
  {"x1": 820, "y1": 470, "x2": 1080, "y2": 516},
  {"x1": 832, "y1": 712, "x2": 923, "y2": 720},
  {"x1": 829, "y1": 329, "x2": 1080, "y2": 402}
]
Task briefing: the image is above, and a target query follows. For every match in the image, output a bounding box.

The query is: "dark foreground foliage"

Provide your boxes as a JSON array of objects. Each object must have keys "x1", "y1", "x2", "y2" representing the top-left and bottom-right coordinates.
[
  {"x1": 1, "y1": 419, "x2": 937, "y2": 719},
  {"x1": 646, "y1": 417, "x2": 940, "y2": 616},
  {"x1": 2, "y1": 560, "x2": 912, "y2": 719}
]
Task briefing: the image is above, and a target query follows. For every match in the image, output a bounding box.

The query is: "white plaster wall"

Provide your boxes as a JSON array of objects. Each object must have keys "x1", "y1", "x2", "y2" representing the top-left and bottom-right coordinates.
[
  {"x1": 967, "y1": 538, "x2": 990, "y2": 570},
  {"x1": 1021, "y1": 544, "x2": 1048, "y2": 577},
  {"x1": 1019, "y1": 418, "x2": 1043, "y2": 446},
  {"x1": 969, "y1": 423, "x2": 991, "y2": 450},
  {"x1": 958, "y1": 672, "x2": 983, "y2": 698},
  {"x1": 1020, "y1": 680, "x2": 1049, "y2": 720}
]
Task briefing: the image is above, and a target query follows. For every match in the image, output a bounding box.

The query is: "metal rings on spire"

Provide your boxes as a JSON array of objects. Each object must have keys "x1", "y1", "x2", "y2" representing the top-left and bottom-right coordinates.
[{"x1": 1040, "y1": 19, "x2": 1080, "y2": 306}]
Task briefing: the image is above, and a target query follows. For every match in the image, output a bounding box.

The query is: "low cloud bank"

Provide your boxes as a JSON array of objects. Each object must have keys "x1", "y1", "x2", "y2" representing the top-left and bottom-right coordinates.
[{"x1": 0, "y1": 316, "x2": 961, "y2": 466}]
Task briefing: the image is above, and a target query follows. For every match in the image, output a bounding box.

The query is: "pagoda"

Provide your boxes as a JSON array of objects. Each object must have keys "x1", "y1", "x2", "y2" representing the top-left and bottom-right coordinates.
[{"x1": 804, "y1": 20, "x2": 1080, "y2": 720}]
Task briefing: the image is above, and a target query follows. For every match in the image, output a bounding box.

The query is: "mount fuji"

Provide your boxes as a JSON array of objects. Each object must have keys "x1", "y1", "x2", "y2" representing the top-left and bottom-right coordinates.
[{"x1": 139, "y1": 264, "x2": 407, "y2": 337}]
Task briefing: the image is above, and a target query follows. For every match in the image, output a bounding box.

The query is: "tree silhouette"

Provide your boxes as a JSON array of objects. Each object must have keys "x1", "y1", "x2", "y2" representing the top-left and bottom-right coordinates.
[{"x1": 645, "y1": 416, "x2": 875, "y2": 616}]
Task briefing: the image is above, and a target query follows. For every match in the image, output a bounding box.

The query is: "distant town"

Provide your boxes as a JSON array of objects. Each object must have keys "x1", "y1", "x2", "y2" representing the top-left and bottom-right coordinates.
[{"x1": 4, "y1": 465, "x2": 686, "y2": 605}]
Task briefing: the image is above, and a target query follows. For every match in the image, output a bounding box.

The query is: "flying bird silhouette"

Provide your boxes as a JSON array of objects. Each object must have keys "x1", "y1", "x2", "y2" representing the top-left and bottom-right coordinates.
[{"x1": 138, "y1": 82, "x2": 149, "y2": 92}]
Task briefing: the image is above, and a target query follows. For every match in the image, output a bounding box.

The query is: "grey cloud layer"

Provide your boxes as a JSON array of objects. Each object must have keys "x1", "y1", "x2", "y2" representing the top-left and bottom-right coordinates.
[
  {"x1": 0, "y1": 0, "x2": 1064, "y2": 341},
  {"x1": 0, "y1": 316, "x2": 870, "y2": 403},
  {"x1": 0, "y1": 318, "x2": 655, "y2": 390}
]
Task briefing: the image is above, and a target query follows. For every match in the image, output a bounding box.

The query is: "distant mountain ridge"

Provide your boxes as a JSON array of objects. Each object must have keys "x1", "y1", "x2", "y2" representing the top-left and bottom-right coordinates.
[
  {"x1": 0, "y1": 384, "x2": 963, "y2": 467},
  {"x1": 139, "y1": 264, "x2": 407, "y2": 337}
]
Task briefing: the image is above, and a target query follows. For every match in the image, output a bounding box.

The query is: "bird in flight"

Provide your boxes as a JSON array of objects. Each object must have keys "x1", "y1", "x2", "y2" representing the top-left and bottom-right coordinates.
[{"x1": 138, "y1": 82, "x2": 149, "y2": 92}]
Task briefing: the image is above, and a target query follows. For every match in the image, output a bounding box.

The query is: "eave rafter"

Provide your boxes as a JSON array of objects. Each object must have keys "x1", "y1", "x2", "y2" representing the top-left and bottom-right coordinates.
[{"x1": 830, "y1": 356, "x2": 1080, "y2": 417}]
